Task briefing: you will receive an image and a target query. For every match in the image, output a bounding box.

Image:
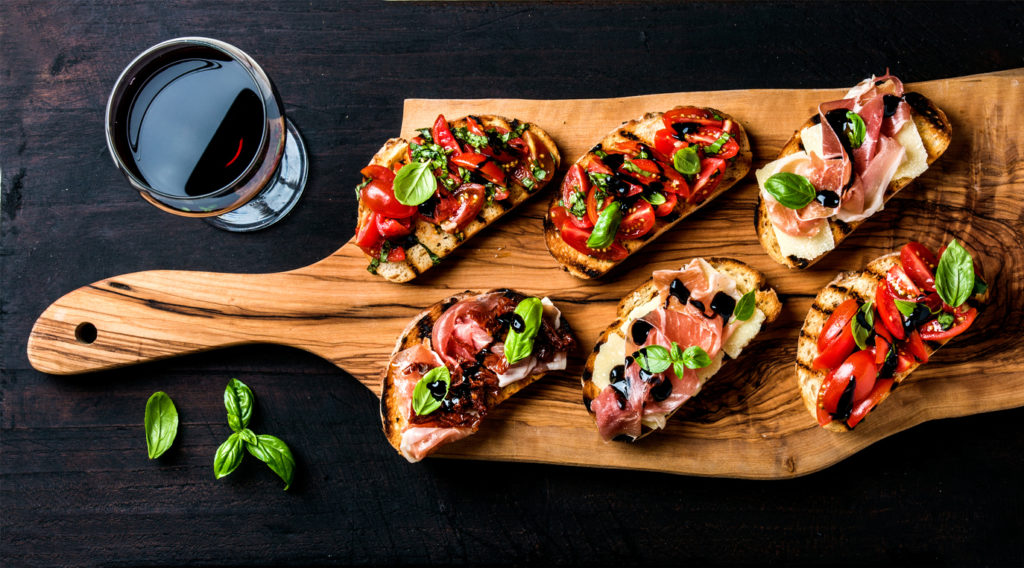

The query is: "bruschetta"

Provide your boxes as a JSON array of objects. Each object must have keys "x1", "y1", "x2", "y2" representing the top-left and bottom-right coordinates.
[
  {"x1": 380, "y1": 289, "x2": 575, "y2": 462},
  {"x1": 356, "y1": 115, "x2": 560, "y2": 282},
  {"x1": 581, "y1": 257, "x2": 780, "y2": 441},
  {"x1": 755, "y1": 74, "x2": 952, "y2": 269},
  {"x1": 545, "y1": 107, "x2": 752, "y2": 279},
  {"x1": 797, "y1": 240, "x2": 988, "y2": 431}
]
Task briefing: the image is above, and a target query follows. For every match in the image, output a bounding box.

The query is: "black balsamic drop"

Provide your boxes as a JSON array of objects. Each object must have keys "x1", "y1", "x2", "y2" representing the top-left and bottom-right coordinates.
[
  {"x1": 427, "y1": 380, "x2": 448, "y2": 401},
  {"x1": 710, "y1": 292, "x2": 736, "y2": 321},
  {"x1": 883, "y1": 95, "x2": 903, "y2": 118},
  {"x1": 668, "y1": 278, "x2": 691, "y2": 306},
  {"x1": 878, "y1": 346, "x2": 899, "y2": 379},
  {"x1": 601, "y1": 153, "x2": 625, "y2": 171},
  {"x1": 650, "y1": 378, "x2": 673, "y2": 402},
  {"x1": 671, "y1": 122, "x2": 700, "y2": 138},
  {"x1": 834, "y1": 377, "x2": 857, "y2": 422},
  {"x1": 816, "y1": 190, "x2": 841, "y2": 208},
  {"x1": 631, "y1": 320, "x2": 654, "y2": 345},
  {"x1": 496, "y1": 312, "x2": 525, "y2": 333}
]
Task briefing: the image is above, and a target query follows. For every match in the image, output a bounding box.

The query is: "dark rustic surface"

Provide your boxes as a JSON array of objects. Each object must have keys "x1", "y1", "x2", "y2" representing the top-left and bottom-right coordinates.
[{"x1": 2, "y1": 1, "x2": 1023, "y2": 566}]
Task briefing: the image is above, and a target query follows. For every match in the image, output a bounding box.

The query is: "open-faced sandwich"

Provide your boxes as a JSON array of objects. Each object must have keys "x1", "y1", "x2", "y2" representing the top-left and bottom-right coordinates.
[
  {"x1": 545, "y1": 107, "x2": 752, "y2": 279},
  {"x1": 380, "y1": 290, "x2": 575, "y2": 462},
  {"x1": 756, "y1": 74, "x2": 952, "y2": 269},
  {"x1": 798, "y1": 240, "x2": 988, "y2": 431},
  {"x1": 356, "y1": 115, "x2": 560, "y2": 282},
  {"x1": 581, "y1": 258, "x2": 780, "y2": 441}
]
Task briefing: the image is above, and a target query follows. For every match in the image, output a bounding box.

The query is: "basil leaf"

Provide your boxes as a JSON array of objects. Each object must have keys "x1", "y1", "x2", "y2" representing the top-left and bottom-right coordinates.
[
  {"x1": 973, "y1": 277, "x2": 988, "y2": 296},
  {"x1": 637, "y1": 345, "x2": 672, "y2": 374},
  {"x1": 673, "y1": 146, "x2": 700, "y2": 175},
  {"x1": 765, "y1": 172, "x2": 816, "y2": 210},
  {"x1": 246, "y1": 434, "x2": 296, "y2": 490},
  {"x1": 681, "y1": 346, "x2": 712, "y2": 370},
  {"x1": 894, "y1": 299, "x2": 918, "y2": 317},
  {"x1": 504, "y1": 297, "x2": 544, "y2": 365},
  {"x1": 643, "y1": 191, "x2": 666, "y2": 206},
  {"x1": 586, "y1": 205, "x2": 622, "y2": 249},
  {"x1": 937, "y1": 312, "x2": 955, "y2": 330},
  {"x1": 213, "y1": 433, "x2": 244, "y2": 479},
  {"x1": 670, "y1": 342, "x2": 683, "y2": 361},
  {"x1": 935, "y1": 239, "x2": 975, "y2": 309},
  {"x1": 733, "y1": 291, "x2": 756, "y2": 321},
  {"x1": 453, "y1": 127, "x2": 489, "y2": 150},
  {"x1": 239, "y1": 428, "x2": 257, "y2": 446},
  {"x1": 622, "y1": 160, "x2": 655, "y2": 178},
  {"x1": 845, "y1": 111, "x2": 866, "y2": 149},
  {"x1": 588, "y1": 171, "x2": 613, "y2": 191},
  {"x1": 532, "y1": 166, "x2": 547, "y2": 181},
  {"x1": 416, "y1": 127, "x2": 433, "y2": 142},
  {"x1": 673, "y1": 362, "x2": 687, "y2": 381},
  {"x1": 144, "y1": 391, "x2": 178, "y2": 459},
  {"x1": 393, "y1": 161, "x2": 438, "y2": 206},
  {"x1": 705, "y1": 132, "x2": 732, "y2": 154},
  {"x1": 412, "y1": 365, "x2": 451, "y2": 416},
  {"x1": 224, "y1": 378, "x2": 253, "y2": 433},
  {"x1": 851, "y1": 301, "x2": 875, "y2": 350}
]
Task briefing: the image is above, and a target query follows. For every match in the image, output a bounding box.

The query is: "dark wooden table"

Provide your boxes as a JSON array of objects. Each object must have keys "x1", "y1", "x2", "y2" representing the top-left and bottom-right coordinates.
[{"x1": 3, "y1": 2, "x2": 1023, "y2": 565}]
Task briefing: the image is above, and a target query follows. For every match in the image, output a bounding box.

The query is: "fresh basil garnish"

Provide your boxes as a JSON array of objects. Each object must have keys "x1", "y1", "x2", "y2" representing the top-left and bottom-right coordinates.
[
  {"x1": 637, "y1": 342, "x2": 712, "y2": 380},
  {"x1": 586, "y1": 204, "x2": 622, "y2": 249},
  {"x1": 673, "y1": 146, "x2": 700, "y2": 175},
  {"x1": 393, "y1": 161, "x2": 438, "y2": 206},
  {"x1": 637, "y1": 344, "x2": 672, "y2": 374},
  {"x1": 246, "y1": 435, "x2": 296, "y2": 491},
  {"x1": 532, "y1": 166, "x2": 547, "y2": 181},
  {"x1": 453, "y1": 127, "x2": 489, "y2": 150},
  {"x1": 845, "y1": 111, "x2": 866, "y2": 149},
  {"x1": 566, "y1": 191, "x2": 588, "y2": 218},
  {"x1": 588, "y1": 171, "x2": 614, "y2": 192},
  {"x1": 504, "y1": 297, "x2": 544, "y2": 365},
  {"x1": 416, "y1": 127, "x2": 434, "y2": 142},
  {"x1": 144, "y1": 391, "x2": 178, "y2": 459},
  {"x1": 643, "y1": 191, "x2": 667, "y2": 206},
  {"x1": 894, "y1": 299, "x2": 918, "y2": 317},
  {"x1": 935, "y1": 239, "x2": 976, "y2": 309},
  {"x1": 412, "y1": 365, "x2": 451, "y2": 416},
  {"x1": 764, "y1": 172, "x2": 816, "y2": 210},
  {"x1": 937, "y1": 312, "x2": 955, "y2": 330},
  {"x1": 733, "y1": 290, "x2": 756, "y2": 321},
  {"x1": 214, "y1": 432, "x2": 244, "y2": 479},
  {"x1": 705, "y1": 133, "x2": 732, "y2": 154},
  {"x1": 622, "y1": 160, "x2": 656, "y2": 178},
  {"x1": 851, "y1": 301, "x2": 875, "y2": 350},
  {"x1": 224, "y1": 378, "x2": 253, "y2": 433}
]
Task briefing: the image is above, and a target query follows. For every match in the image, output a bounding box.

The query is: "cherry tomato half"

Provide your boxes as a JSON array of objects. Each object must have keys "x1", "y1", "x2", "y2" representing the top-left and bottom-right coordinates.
[
  {"x1": 904, "y1": 328, "x2": 929, "y2": 364},
  {"x1": 653, "y1": 191, "x2": 677, "y2": 217},
  {"x1": 817, "y1": 299, "x2": 859, "y2": 353},
  {"x1": 451, "y1": 152, "x2": 507, "y2": 187},
  {"x1": 813, "y1": 299, "x2": 860, "y2": 371},
  {"x1": 618, "y1": 158, "x2": 661, "y2": 186},
  {"x1": 440, "y1": 183, "x2": 485, "y2": 233},
  {"x1": 687, "y1": 126, "x2": 739, "y2": 160},
  {"x1": 617, "y1": 200, "x2": 656, "y2": 240},
  {"x1": 586, "y1": 184, "x2": 615, "y2": 226},
  {"x1": 919, "y1": 306, "x2": 978, "y2": 341},
  {"x1": 886, "y1": 265, "x2": 921, "y2": 300},
  {"x1": 361, "y1": 178, "x2": 417, "y2": 219},
  {"x1": 355, "y1": 212, "x2": 383, "y2": 254},
  {"x1": 817, "y1": 350, "x2": 878, "y2": 426},
  {"x1": 375, "y1": 215, "x2": 413, "y2": 239},
  {"x1": 901, "y1": 242, "x2": 938, "y2": 292},
  {"x1": 654, "y1": 129, "x2": 687, "y2": 159},
  {"x1": 432, "y1": 114, "x2": 461, "y2": 155},
  {"x1": 560, "y1": 224, "x2": 628, "y2": 261},
  {"x1": 875, "y1": 282, "x2": 906, "y2": 341},
  {"x1": 661, "y1": 106, "x2": 720, "y2": 129},
  {"x1": 846, "y1": 378, "x2": 895, "y2": 429},
  {"x1": 689, "y1": 157, "x2": 727, "y2": 204}
]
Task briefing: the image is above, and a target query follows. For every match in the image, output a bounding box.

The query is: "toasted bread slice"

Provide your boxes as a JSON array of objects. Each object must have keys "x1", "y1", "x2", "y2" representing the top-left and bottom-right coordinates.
[
  {"x1": 756, "y1": 92, "x2": 952, "y2": 269},
  {"x1": 581, "y1": 258, "x2": 781, "y2": 440},
  {"x1": 545, "y1": 107, "x2": 752, "y2": 279},
  {"x1": 358, "y1": 116, "x2": 560, "y2": 282},
  {"x1": 380, "y1": 289, "x2": 574, "y2": 458},
  {"x1": 796, "y1": 252, "x2": 989, "y2": 432}
]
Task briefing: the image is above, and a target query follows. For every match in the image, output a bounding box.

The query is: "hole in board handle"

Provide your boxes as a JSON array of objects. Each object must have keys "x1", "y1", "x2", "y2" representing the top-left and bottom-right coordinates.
[{"x1": 75, "y1": 322, "x2": 98, "y2": 344}]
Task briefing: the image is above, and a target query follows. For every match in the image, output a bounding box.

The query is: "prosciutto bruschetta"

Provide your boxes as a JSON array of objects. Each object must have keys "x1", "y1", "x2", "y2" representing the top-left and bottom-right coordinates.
[
  {"x1": 581, "y1": 258, "x2": 781, "y2": 441},
  {"x1": 756, "y1": 74, "x2": 952, "y2": 269},
  {"x1": 380, "y1": 290, "x2": 575, "y2": 462},
  {"x1": 356, "y1": 115, "x2": 559, "y2": 282},
  {"x1": 545, "y1": 107, "x2": 752, "y2": 279},
  {"x1": 798, "y1": 240, "x2": 988, "y2": 431}
]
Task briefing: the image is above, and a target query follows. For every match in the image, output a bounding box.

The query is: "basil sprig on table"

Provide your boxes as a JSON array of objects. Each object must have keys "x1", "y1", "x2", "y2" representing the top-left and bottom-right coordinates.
[
  {"x1": 586, "y1": 205, "x2": 622, "y2": 249},
  {"x1": 412, "y1": 365, "x2": 451, "y2": 416},
  {"x1": 636, "y1": 342, "x2": 712, "y2": 381},
  {"x1": 393, "y1": 160, "x2": 438, "y2": 206},
  {"x1": 672, "y1": 146, "x2": 700, "y2": 175},
  {"x1": 764, "y1": 172, "x2": 816, "y2": 210},
  {"x1": 733, "y1": 290, "x2": 756, "y2": 321},
  {"x1": 935, "y1": 239, "x2": 975, "y2": 309},
  {"x1": 504, "y1": 297, "x2": 544, "y2": 365},
  {"x1": 851, "y1": 301, "x2": 875, "y2": 350},
  {"x1": 214, "y1": 378, "x2": 296, "y2": 490},
  {"x1": 845, "y1": 111, "x2": 866, "y2": 149},
  {"x1": 144, "y1": 391, "x2": 178, "y2": 459}
]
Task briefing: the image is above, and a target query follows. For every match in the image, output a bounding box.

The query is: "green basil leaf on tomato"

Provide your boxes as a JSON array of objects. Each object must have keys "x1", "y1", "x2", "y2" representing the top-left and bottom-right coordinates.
[
  {"x1": 643, "y1": 191, "x2": 666, "y2": 206},
  {"x1": 412, "y1": 366, "x2": 451, "y2": 416},
  {"x1": 845, "y1": 111, "x2": 866, "y2": 149},
  {"x1": 393, "y1": 161, "x2": 438, "y2": 206},
  {"x1": 733, "y1": 290, "x2": 756, "y2": 321},
  {"x1": 705, "y1": 132, "x2": 732, "y2": 154},
  {"x1": 935, "y1": 239, "x2": 975, "y2": 309},
  {"x1": 764, "y1": 172, "x2": 816, "y2": 210},
  {"x1": 894, "y1": 299, "x2": 918, "y2": 317},
  {"x1": 586, "y1": 204, "x2": 622, "y2": 249},
  {"x1": 672, "y1": 146, "x2": 700, "y2": 175},
  {"x1": 504, "y1": 297, "x2": 544, "y2": 365},
  {"x1": 144, "y1": 391, "x2": 178, "y2": 460},
  {"x1": 851, "y1": 301, "x2": 875, "y2": 350}
]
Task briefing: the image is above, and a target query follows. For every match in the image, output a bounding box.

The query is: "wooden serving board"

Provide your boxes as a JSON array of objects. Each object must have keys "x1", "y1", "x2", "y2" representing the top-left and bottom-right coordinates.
[{"x1": 28, "y1": 69, "x2": 1024, "y2": 479}]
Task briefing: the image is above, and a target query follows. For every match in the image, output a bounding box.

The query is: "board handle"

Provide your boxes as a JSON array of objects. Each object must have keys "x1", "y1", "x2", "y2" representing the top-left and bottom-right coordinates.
[{"x1": 26, "y1": 268, "x2": 339, "y2": 375}]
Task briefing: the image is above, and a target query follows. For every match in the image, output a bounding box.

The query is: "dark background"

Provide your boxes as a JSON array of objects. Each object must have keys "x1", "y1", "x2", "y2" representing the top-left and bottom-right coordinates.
[{"x1": 2, "y1": 2, "x2": 1023, "y2": 566}]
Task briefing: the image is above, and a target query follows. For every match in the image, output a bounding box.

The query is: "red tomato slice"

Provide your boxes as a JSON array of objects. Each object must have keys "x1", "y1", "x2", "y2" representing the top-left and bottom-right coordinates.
[
  {"x1": 375, "y1": 215, "x2": 413, "y2": 239},
  {"x1": 813, "y1": 324, "x2": 856, "y2": 371},
  {"x1": 562, "y1": 164, "x2": 589, "y2": 204},
  {"x1": 355, "y1": 212, "x2": 383, "y2": 253},
  {"x1": 874, "y1": 334, "x2": 891, "y2": 365},
  {"x1": 817, "y1": 299, "x2": 859, "y2": 353},
  {"x1": 873, "y1": 316, "x2": 893, "y2": 344},
  {"x1": 441, "y1": 183, "x2": 485, "y2": 233},
  {"x1": 586, "y1": 157, "x2": 615, "y2": 176},
  {"x1": 619, "y1": 158, "x2": 661, "y2": 186},
  {"x1": 654, "y1": 129, "x2": 687, "y2": 159},
  {"x1": 875, "y1": 282, "x2": 906, "y2": 340},
  {"x1": 465, "y1": 116, "x2": 487, "y2": 138},
  {"x1": 387, "y1": 246, "x2": 406, "y2": 262},
  {"x1": 361, "y1": 178, "x2": 417, "y2": 219},
  {"x1": 653, "y1": 191, "x2": 677, "y2": 217},
  {"x1": 820, "y1": 351, "x2": 878, "y2": 423},
  {"x1": 616, "y1": 200, "x2": 656, "y2": 240},
  {"x1": 919, "y1": 307, "x2": 977, "y2": 341},
  {"x1": 549, "y1": 205, "x2": 570, "y2": 230},
  {"x1": 560, "y1": 224, "x2": 628, "y2": 261},
  {"x1": 660, "y1": 166, "x2": 691, "y2": 198},
  {"x1": 886, "y1": 265, "x2": 921, "y2": 300},
  {"x1": 689, "y1": 157, "x2": 726, "y2": 204},
  {"x1": 900, "y1": 242, "x2": 938, "y2": 292},
  {"x1": 688, "y1": 126, "x2": 738, "y2": 159},
  {"x1": 432, "y1": 114, "x2": 461, "y2": 155},
  {"x1": 360, "y1": 164, "x2": 395, "y2": 183},
  {"x1": 904, "y1": 328, "x2": 929, "y2": 363},
  {"x1": 451, "y1": 152, "x2": 507, "y2": 187},
  {"x1": 846, "y1": 378, "x2": 895, "y2": 429},
  {"x1": 661, "y1": 106, "x2": 720, "y2": 129},
  {"x1": 586, "y1": 184, "x2": 615, "y2": 226}
]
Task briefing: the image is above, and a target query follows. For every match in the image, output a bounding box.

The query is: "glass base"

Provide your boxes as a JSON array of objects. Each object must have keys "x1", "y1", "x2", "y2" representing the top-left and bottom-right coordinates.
[{"x1": 205, "y1": 118, "x2": 308, "y2": 232}]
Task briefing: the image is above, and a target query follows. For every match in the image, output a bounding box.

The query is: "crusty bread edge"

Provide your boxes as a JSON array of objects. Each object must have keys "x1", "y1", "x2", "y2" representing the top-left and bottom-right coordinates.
[
  {"x1": 544, "y1": 107, "x2": 753, "y2": 280},
  {"x1": 580, "y1": 257, "x2": 782, "y2": 441},
  {"x1": 756, "y1": 91, "x2": 953, "y2": 269}
]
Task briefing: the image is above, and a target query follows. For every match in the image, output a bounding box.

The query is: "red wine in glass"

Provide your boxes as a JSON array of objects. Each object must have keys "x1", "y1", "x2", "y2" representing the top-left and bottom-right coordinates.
[{"x1": 106, "y1": 37, "x2": 307, "y2": 231}]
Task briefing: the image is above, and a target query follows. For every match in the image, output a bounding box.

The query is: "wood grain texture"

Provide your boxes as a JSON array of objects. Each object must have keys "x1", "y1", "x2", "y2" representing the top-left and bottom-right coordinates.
[{"x1": 26, "y1": 70, "x2": 1024, "y2": 478}]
